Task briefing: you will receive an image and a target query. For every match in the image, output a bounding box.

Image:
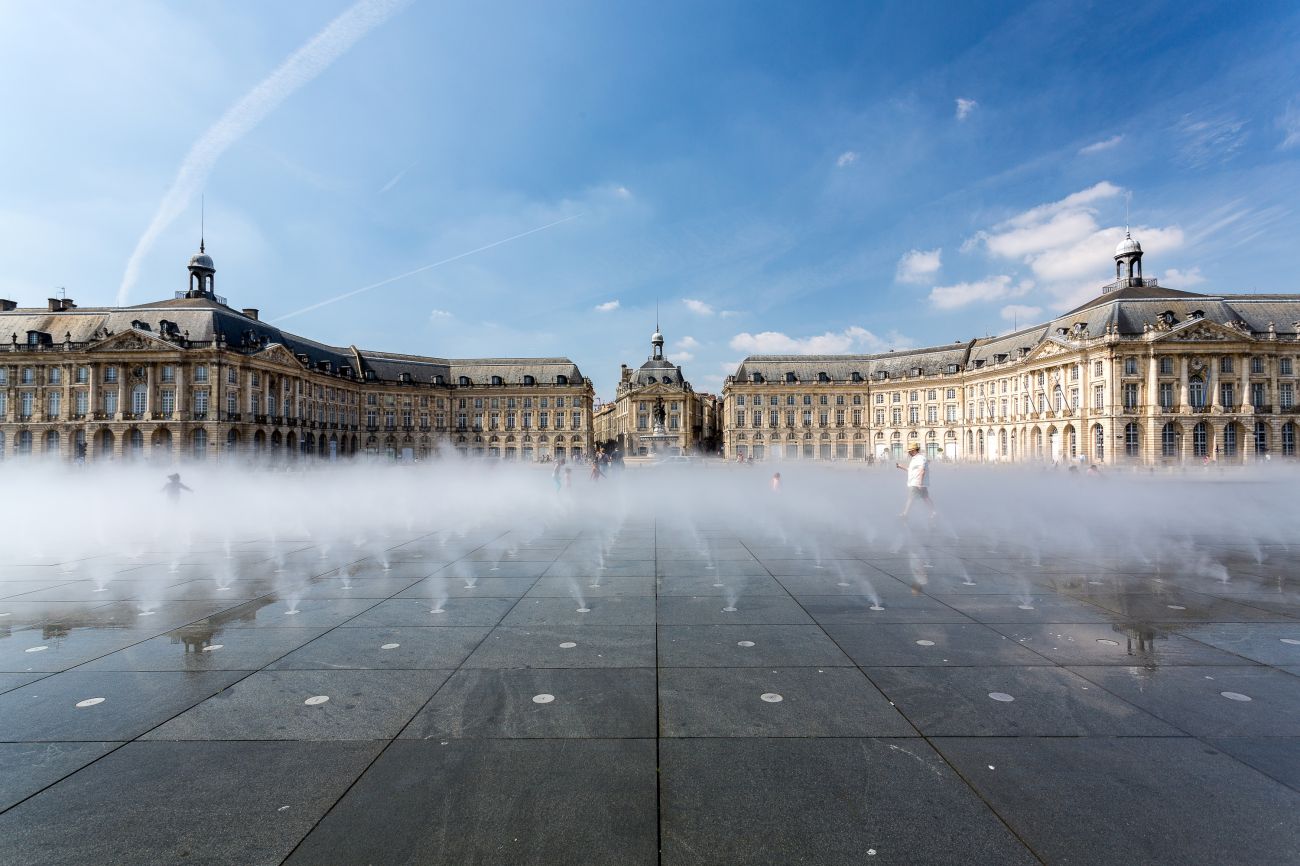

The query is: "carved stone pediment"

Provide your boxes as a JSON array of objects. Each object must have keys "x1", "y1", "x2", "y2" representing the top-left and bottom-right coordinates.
[
  {"x1": 256, "y1": 343, "x2": 306, "y2": 368},
  {"x1": 1157, "y1": 321, "x2": 1248, "y2": 343},
  {"x1": 89, "y1": 329, "x2": 177, "y2": 353}
]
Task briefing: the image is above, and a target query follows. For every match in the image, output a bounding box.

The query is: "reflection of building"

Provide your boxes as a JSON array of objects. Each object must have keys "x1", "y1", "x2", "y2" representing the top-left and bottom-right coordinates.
[
  {"x1": 593, "y1": 325, "x2": 719, "y2": 456},
  {"x1": 724, "y1": 236, "x2": 1300, "y2": 464},
  {"x1": 0, "y1": 243, "x2": 593, "y2": 462}
]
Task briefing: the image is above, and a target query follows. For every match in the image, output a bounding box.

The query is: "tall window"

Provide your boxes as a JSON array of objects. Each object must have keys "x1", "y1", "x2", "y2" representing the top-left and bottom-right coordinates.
[
  {"x1": 1124, "y1": 423, "x2": 1140, "y2": 457},
  {"x1": 1159, "y1": 357, "x2": 1174, "y2": 375},
  {"x1": 1221, "y1": 382, "x2": 1236, "y2": 408},
  {"x1": 1158, "y1": 383, "x2": 1174, "y2": 410},
  {"x1": 1161, "y1": 423, "x2": 1179, "y2": 457},
  {"x1": 1192, "y1": 422, "x2": 1207, "y2": 457},
  {"x1": 48, "y1": 392, "x2": 60, "y2": 418},
  {"x1": 194, "y1": 391, "x2": 209, "y2": 415},
  {"x1": 105, "y1": 366, "x2": 118, "y2": 383},
  {"x1": 160, "y1": 390, "x2": 175, "y2": 415},
  {"x1": 1251, "y1": 357, "x2": 1265, "y2": 375},
  {"x1": 1123, "y1": 383, "x2": 1138, "y2": 411},
  {"x1": 1094, "y1": 425, "x2": 1104, "y2": 461},
  {"x1": 1223, "y1": 424, "x2": 1237, "y2": 456},
  {"x1": 1281, "y1": 358, "x2": 1293, "y2": 376},
  {"x1": 194, "y1": 365, "x2": 209, "y2": 383},
  {"x1": 74, "y1": 391, "x2": 88, "y2": 415},
  {"x1": 1220, "y1": 356, "x2": 1234, "y2": 374},
  {"x1": 1255, "y1": 422, "x2": 1268, "y2": 454},
  {"x1": 1283, "y1": 423, "x2": 1295, "y2": 456},
  {"x1": 1124, "y1": 357, "x2": 1138, "y2": 375},
  {"x1": 1188, "y1": 377, "x2": 1205, "y2": 407},
  {"x1": 104, "y1": 390, "x2": 118, "y2": 415},
  {"x1": 49, "y1": 367, "x2": 62, "y2": 385},
  {"x1": 161, "y1": 365, "x2": 175, "y2": 383},
  {"x1": 192, "y1": 428, "x2": 208, "y2": 459},
  {"x1": 131, "y1": 385, "x2": 147, "y2": 415},
  {"x1": 1281, "y1": 383, "x2": 1294, "y2": 410},
  {"x1": 76, "y1": 366, "x2": 88, "y2": 384},
  {"x1": 1251, "y1": 383, "x2": 1267, "y2": 409}
]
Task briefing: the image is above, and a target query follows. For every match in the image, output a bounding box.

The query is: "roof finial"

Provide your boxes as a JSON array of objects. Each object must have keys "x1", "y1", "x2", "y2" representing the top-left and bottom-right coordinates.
[
  {"x1": 655, "y1": 298, "x2": 659, "y2": 332},
  {"x1": 200, "y1": 194, "x2": 206, "y2": 254},
  {"x1": 1124, "y1": 190, "x2": 1131, "y2": 237}
]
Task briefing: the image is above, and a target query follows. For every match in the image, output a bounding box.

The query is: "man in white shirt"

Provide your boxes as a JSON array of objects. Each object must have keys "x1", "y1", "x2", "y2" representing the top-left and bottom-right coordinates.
[{"x1": 896, "y1": 443, "x2": 936, "y2": 520}]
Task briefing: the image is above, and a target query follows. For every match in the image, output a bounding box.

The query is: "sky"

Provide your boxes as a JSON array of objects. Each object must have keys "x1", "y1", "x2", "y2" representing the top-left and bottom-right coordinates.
[{"x1": 2, "y1": 0, "x2": 1298, "y2": 399}]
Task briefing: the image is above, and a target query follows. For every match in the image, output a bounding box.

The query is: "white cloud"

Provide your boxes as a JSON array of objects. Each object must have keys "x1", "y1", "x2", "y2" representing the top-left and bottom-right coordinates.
[
  {"x1": 719, "y1": 310, "x2": 740, "y2": 318},
  {"x1": 929, "y1": 276, "x2": 1032, "y2": 311},
  {"x1": 1000, "y1": 304, "x2": 1042, "y2": 323},
  {"x1": 955, "y1": 98, "x2": 978, "y2": 120},
  {"x1": 730, "y1": 326, "x2": 911, "y2": 355},
  {"x1": 429, "y1": 308, "x2": 453, "y2": 320},
  {"x1": 1279, "y1": 99, "x2": 1300, "y2": 150},
  {"x1": 963, "y1": 181, "x2": 1186, "y2": 293},
  {"x1": 1164, "y1": 266, "x2": 1205, "y2": 287},
  {"x1": 116, "y1": 0, "x2": 409, "y2": 304},
  {"x1": 1175, "y1": 113, "x2": 1249, "y2": 167},
  {"x1": 674, "y1": 336, "x2": 700, "y2": 351},
  {"x1": 594, "y1": 300, "x2": 620, "y2": 312},
  {"x1": 674, "y1": 352, "x2": 695, "y2": 362},
  {"x1": 1078, "y1": 135, "x2": 1124, "y2": 156},
  {"x1": 836, "y1": 150, "x2": 859, "y2": 168},
  {"x1": 896, "y1": 248, "x2": 942, "y2": 284},
  {"x1": 683, "y1": 298, "x2": 714, "y2": 315}
]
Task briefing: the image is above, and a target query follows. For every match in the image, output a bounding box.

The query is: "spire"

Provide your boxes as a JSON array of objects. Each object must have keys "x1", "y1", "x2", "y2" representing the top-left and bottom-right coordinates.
[{"x1": 200, "y1": 195, "x2": 206, "y2": 254}]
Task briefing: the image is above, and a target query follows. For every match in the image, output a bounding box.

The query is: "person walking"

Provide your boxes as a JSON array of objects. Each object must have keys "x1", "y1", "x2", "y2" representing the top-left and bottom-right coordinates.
[
  {"x1": 895, "y1": 443, "x2": 936, "y2": 520},
  {"x1": 161, "y1": 473, "x2": 193, "y2": 503}
]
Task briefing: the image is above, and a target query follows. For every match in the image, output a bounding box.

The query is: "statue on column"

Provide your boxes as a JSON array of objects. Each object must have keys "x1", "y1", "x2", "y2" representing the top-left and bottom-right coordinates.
[{"x1": 652, "y1": 397, "x2": 666, "y2": 428}]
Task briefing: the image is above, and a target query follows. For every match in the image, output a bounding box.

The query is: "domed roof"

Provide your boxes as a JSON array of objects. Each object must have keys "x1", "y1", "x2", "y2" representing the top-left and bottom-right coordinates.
[
  {"x1": 651, "y1": 330, "x2": 664, "y2": 344},
  {"x1": 189, "y1": 252, "x2": 214, "y2": 270},
  {"x1": 1114, "y1": 232, "x2": 1142, "y2": 257}
]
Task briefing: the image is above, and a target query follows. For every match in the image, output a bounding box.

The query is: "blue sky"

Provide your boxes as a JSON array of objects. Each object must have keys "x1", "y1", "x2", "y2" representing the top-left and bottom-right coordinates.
[{"x1": 2, "y1": 0, "x2": 1298, "y2": 398}]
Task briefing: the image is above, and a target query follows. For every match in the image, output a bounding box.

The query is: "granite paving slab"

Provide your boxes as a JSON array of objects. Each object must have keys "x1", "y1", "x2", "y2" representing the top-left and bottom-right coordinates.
[
  {"x1": 987, "y1": 622, "x2": 1258, "y2": 666},
  {"x1": 1173, "y1": 622, "x2": 1300, "y2": 665},
  {"x1": 268, "y1": 625, "x2": 490, "y2": 670},
  {"x1": 341, "y1": 596, "x2": 517, "y2": 627},
  {"x1": 796, "y1": 594, "x2": 973, "y2": 624},
  {"x1": 76, "y1": 626, "x2": 329, "y2": 671},
  {"x1": 1202, "y1": 736, "x2": 1300, "y2": 790},
  {"x1": 283, "y1": 739, "x2": 658, "y2": 866},
  {"x1": 656, "y1": 595, "x2": 815, "y2": 625},
  {"x1": 1069, "y1": 665, "x2": 1300, "y2": 736},
  {"x1": 464, "y1": 626, "x2": 656, "y2": 669},
  {"x1": 660, "y1": 738, "x2": 1037, "y2": 865},
  {"x1": 659, "y1": 667, "x2": 915, "y2": 737},
  {"x1": 823, "y1": 622, "x2": 1055, "y2": 666},
  {"x1": 0, "y1": 670, "x2": 247, "y2": 741},
  {"x1": 658, "y1": 625, "x2": 854, "y2": 668},
  {"x1": 502, "y1": 595, "x2": 656, "y2": 626},
  {"x1": 402, "y1": 667, "x2": 656, "y2": 739},
  {"x1": 865, "y1": 665, "x2": 1181, "y2": 736},
  {"x1": 934, "y1": 736, "x2": 1300, "y2": 865},
  {"x1": 144, "y1": 668, "x2": 451, "y2": 740},
  {"x1": 394, "y1": 576, "x2": 538, "y2": 598},
  {"x1": 0, "y1": 741, "x2": 381, "y2": 866},
  {"x1": 0, "y1": 741, "x2": 120, "y2": 811}
]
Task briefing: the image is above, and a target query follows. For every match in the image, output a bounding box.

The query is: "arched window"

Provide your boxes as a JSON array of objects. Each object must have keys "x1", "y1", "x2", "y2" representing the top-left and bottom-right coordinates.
[
  {"x1": 1283, "y1": 422, "x2": 1295, "y2": 456},
  {"x1": 1192, "y1": 422, "x2": 1207, "y2": 457},
  {"x1": 523, "y1": 375, "x2": 535, "y2": 386},
  {"x1": 1124, "y1": 422, "x2": 1140, "y2": 457},
  {"x1": 192, "y1": 428, "x2": 208, "y2": 459},
  {"x1": 1161, "y1": 422, "x2": 1179, "y2": 457},
  {"x1": 44, "y1": 430, "x2": 59, "y2": 455},
  {"x1": 1189, "y1": 376, "x2": 1205, "y2": 408},
  {"x1": 556, "y1": 375, "x2": 568, "y2": 386},
  {"x1": 1254, "y1": 422, "x2": 1268, "y2": 455},
  {"x1": 1093, "y1": 424, "x2": 1104, "y2": 462},
  {"x1": 17, "y1": 430, "x2": 33, "y2": 455},
  {"x1": 491, "y1": 376, "x2": 503, "y2": 386},
  {"x1": 129, "y1": 428, "x2": 144, "y2": 455},
  {"x1": 1223, "y1": 423, "x2": 1237, "y2": 457},
  {"x1": 459, "y1": 376, "x2": 471, "y2": 386}
]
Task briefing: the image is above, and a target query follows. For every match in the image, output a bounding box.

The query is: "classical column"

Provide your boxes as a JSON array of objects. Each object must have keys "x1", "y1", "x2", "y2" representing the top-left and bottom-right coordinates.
[
  {"x1": 1208, "y1": 355, "x2": 1219, "y2": 410},
  {"x1": 1178, "y1": 356, "x2": 1189, "y2": 411}
]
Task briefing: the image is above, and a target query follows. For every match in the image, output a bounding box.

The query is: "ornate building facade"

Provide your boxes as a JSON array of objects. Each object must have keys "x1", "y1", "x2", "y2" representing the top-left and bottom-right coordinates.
[
  {"x1": 723, "y1": 236, "x2": 1300, "y2": 465},
  {"x1": 592, "y1": 326, "x2": 719, "y2": 456},
  {"x1": 0, "y1": 245, "x2": 594, "y2": 462}
]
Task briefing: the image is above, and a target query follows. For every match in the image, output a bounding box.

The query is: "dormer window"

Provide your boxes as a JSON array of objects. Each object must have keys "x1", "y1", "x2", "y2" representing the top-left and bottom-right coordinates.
[
  {"x1": 910, "y1": 367, "x2": 922, "y2": 377},
  {"x1": 785, "y1": 372, "x2": 797, "y2": 383},
  {"x1": 1189, "y1": 310, "x2": 1204, "y2": 320},
  {"x1": 946, "y1": 364, "x2": 960, "y2": 374},
  {"x1": 459, "y1": 376, "x2": 471, "y2": 386},
  {"x1": 1161, "y1": 311, "x2": 1176, "y2": 326},
  {"x1": 399, "y1": 372, "x2": 412, "y2": 384},
  {"x1": 556, "y1": 374, "x2": 568, "y2": 386},
  {"x1": 751, "y1": 372, "x2": 763, "y2": 383},
  {"x1": 818, "y1": 372, "x2": 830, "y2": 382},
  {"x1": 433, "y1": 374, "x2": 445, "y2": 385},
  {"x1": 523, "y1": 375, "x2": 535, "y2": 386},
  {"x1": 876, "y1": 371, "x2": 889, "y2": 381},
  {"x1": 491, "y1": 375, "x2": 503, "y2": 386},
  {"x1": 850, "y1": 371, "x2": 862, "y2": 382}
]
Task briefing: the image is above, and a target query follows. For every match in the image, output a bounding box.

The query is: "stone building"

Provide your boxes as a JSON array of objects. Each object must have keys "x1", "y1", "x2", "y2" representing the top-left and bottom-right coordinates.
[
  {"x1": 723, "y1": 235, "x2": 1300, "y2": 465},
  {"x1": 0, "y1": 244, "x2": 593, "y2": 462},
  {"x1": 593, "y1": 325, "x2": 718, "y2": 456}
]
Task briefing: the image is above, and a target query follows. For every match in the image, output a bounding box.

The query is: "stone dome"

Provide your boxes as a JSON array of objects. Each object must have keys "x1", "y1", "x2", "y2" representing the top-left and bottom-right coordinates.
[{"x1": 1115, "y1": 232, "x2": 1141, "y2": 257}]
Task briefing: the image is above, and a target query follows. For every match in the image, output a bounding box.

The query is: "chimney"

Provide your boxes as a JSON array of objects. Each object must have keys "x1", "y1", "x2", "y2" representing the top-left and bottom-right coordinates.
[
  {"x1": 0, "y1": 299, "x2": 16, "y2": 312},
  {"x1": 48, "y1": 298, "x2": 61, "y2": 312},
  {"x1": 242, "y1": 308, "x2": 259, "y2": 321},
  {"x1": 61, "y1": 299, "x2": 76, "y2": 310}
]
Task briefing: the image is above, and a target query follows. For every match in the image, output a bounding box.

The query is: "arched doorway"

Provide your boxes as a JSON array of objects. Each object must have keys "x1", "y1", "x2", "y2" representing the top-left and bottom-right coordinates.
[
  {"x1": 1192, "y1": 422, "x2": 1208, "y2": 458},
  {"x1": 1124, "y1": 422, "x2": 1140, "y2": 459},
  {"x1": 191, "y1": 428, "x2": 208, "y2": 460},
  {"x1": 97, "y1": 428, "x2": 114, "y2": 460},
  {"x1": 1283, "y1": 422, "x2": 1295, "y2": 456},
  {"x1": 1221, "y1": 422, "x2": 1239, "y2": 461},
  {"x1": 16, "y1": 430, "x2": 32, "y2": 456},
  {"x1": 43, "y1": 429, "x2": 60, "y2": 457},
  {"x1": 151, "y1": 427, "x2": 172, "y2": 459},
  {"x1": 128, "y1": 427, "x2": 144, "y2": 459},
  {"x1": 1161, "y1": 422, "x2": 1180, "y2": 459}
]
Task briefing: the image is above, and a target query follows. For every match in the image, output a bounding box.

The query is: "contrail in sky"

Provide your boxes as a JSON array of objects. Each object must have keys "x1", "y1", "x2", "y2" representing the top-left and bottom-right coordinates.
[
  {"x1": 116, "y1": 0, "x2": 409, "y2": 305},
  {"x1": 272, "y1": 213, "x2": 583, "y2": 323}
]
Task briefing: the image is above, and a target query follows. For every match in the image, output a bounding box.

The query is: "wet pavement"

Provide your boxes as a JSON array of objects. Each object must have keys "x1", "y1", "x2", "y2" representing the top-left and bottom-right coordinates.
[{"x1": 0, "y1": 528, "x2": 1298, "y2": 864}]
